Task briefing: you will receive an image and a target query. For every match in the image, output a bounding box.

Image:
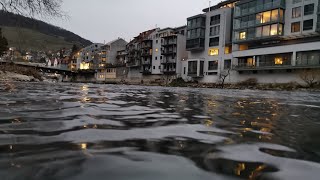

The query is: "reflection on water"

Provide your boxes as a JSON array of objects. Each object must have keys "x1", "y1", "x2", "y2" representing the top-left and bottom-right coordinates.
[{"x1": 0, "y1": 83, "x2": 320, "y2": 180}]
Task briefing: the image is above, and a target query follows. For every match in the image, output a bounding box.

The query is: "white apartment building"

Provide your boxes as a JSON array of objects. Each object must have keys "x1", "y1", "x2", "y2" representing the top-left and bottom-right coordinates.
[
  {"x1": 127, "y1": 27, "x2": 187, "y2": 82},
  {"x1": 184, "y1": 0, "x2": 320, "y2": 84}
]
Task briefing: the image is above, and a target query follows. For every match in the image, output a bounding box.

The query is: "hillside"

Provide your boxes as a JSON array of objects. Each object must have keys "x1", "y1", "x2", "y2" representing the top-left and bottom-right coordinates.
[
  {"x1": 0, "y1": 11, "x2": 92, "y2": 51},
  {"x1": 1, "y1": 26, "x2": 75, "y2": 51}
]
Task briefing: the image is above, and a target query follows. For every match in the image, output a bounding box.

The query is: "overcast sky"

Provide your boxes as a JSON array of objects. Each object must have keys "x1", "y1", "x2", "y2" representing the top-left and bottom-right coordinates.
[{"x1": 50, "y1": 0, "x2": 220, "y2": 43}]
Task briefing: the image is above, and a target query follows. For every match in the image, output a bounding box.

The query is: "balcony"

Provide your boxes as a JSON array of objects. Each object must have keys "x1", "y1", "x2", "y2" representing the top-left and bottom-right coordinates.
[
  {"x1": 142, "y1": 60, "x2": 151, "y2": 65},
  {"x1": 161, "y1": 49, "x2": 177, "y2": 56},
  {"x1": 234, "y1": 0, "x2": 285, "y2": 17},
  {"x1": 161, "y1": 58, "x2": 176, "y2": 64},
  {"x1": 186, "y1": 38, "x2": 205, "y2": 51},
  {"x1": 141, "y1": 51, "x2": 152, "y2": 57},
  {"x1": 234, "y1": 62, "x2": 293, "y2": 71},
  {"x1": 162, "y1": 68, "x2": 176, "y2": 74},
  {"x1": 127, "y1": 60, "x2": 141, "y2": 67},
  {"x1": 141, "y1": 67, "x2": 152, "y2": 75},
  {"x1": 162, "y1": 40, "x2": 177, "y2": 46}
]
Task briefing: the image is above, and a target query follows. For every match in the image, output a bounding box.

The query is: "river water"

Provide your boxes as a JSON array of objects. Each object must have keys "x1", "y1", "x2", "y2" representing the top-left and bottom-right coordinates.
[{"x1": 0, "y1": 83, "x2": 320, "y2": 180}]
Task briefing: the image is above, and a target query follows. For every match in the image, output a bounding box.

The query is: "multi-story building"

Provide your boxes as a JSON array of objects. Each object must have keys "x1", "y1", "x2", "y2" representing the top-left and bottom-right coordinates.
[
  {"x1": 127, "y1": 27, "x2": 188, "y2": 83},
  {"x1": 184, "y1": 0, "x2": 320, "y2": 84},
  {"x1": 96, "y1": 38, "x2": 127, "y2": 81},
  {"x1": 160, "y1": 26, "x2": 188, "y2": 79},
  {"x1": 77, "y1": 43, "x2": 104, "y2": 70},
  {"x1": 126, "y1": 29, "x2": 157, "y2": 81},
  {"x1": 232, "y1": 0, "x2": 320, "y2": 83},
  {"x1": 182, "y1": 1, "x2": 234, "y2": 82}
]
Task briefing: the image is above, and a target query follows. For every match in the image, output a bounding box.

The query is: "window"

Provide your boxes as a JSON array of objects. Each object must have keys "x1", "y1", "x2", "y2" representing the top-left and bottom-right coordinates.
[
  {"x1": 256, "y1": 11, "x2": 271, "y2": 24},
  {"x1": 248, "y1": 28, "x2": 255, "y2": 39},
  {"x1": 155, "y1": 48, "x2": 159, "y2": 52},
  {"x1": 156, "y1": 40, "x2": 158, "y2": 44},
  {"x1": 303, "y1": 19, "x2": 313, "y2": 31},
  {"x1": 256, "y1": 27, "x2": 262, "y2": 37},
  {"x1": 160, "y1": 56, "x2": 163, "y2": 60},
  {"x1": 208, "y1": 48, "x2": 219, "y2": 56},
  {"x1": 210, "y1": 15, "x2": 220, "y2": 25},
  {"x1": 304, "y1": 4, "x2": 314, "y2": 15},
  {"x1": 240, "y1": 31, "x2": 246, "y2": 40},
  {"x1": 184, "y1": 67, "x2": 186, "y2": 74},
  {"x1": 209, "y1": 37, "x2": 219, "y2": 46},
  {"x1": 292, "y1": 7, "x2": 301, "y2": 18},
  {"x1": 278, "y1": 24, "x2": 283, "y2": 35},
  {"x1": 210, "y1": 26, "x2": 220, "y2": 36},
  {"x1": 155, "y1": 57, "x2": 158, "y2": 60},
  {"x1": 188, "y1": 61, "x2": 198, "y2": 75},
  {"x1": 271, "y1": 9, "x2": 279, "y2": 21},
  {"x1": 262, "y1": 25, "x2": 270, "y2": 36},
  {"x1": 153, "y1": 66, "x2": 155, "y2": 69},
  {"x1": 159, "y1": 66, "x2": 161, "y2": 69},
  {"x1": 239, "y1": 44, "x2": 248, "y2": 51},
  {"x1": 270, "y1": 24, "x2": 278, "y2": 36},
  {"x1": 208, "y1": 61, "x2": 218, "y2": 70},
  {"x1": 274, "y1": 57, "x2": 283, "y2": 65},
  {"x1": 291, "y1": 22, "x2": 301, "y2": 32},
  {"x1": 224, "y1": 45, "x2": 232, "y2": 54},
  {"x1": 224, "y1": 59, "x2": 231, "y2": 69}
]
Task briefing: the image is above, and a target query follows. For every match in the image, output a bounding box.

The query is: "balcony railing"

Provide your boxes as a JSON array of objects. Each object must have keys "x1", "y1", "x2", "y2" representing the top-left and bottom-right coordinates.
[
  {"x1": 162, "y1": 49, "x2": 177, "y2": 55},
  {"x1": 234, "y1": 61, "x2": 292, "y2": 70},
  {"x1": 141, "y1": 52, "x2": 152, "y2": 57},
  {"x1": 162, "y1": 40, "x2": 177, "y2": 46},
  {"x1": 142, "y1": 60, "x2": 151, "y2": 65},
  {"x1": 161, "y1": 58, "x2": 176, "y2": 64},
  {"x1": 141, "y1": 68, "x2": 152, "y2": 75},
  {"x1": 162, "y1": 68, "x2": 176, "y2": 73}
]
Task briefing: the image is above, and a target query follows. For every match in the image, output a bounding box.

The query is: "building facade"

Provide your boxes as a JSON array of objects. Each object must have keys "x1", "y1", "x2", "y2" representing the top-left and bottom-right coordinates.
[
  {"x1": 184, "y1": 0, "x2": 320, "y2": 84},
  {"x1": 126, "y1": 27, "x2": 187, "y2": 83}
]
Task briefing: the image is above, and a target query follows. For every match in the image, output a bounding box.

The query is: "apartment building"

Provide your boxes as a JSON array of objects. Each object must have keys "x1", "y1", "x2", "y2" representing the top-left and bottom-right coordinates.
[
  {"x1": 126, "y1": 29, "x2": 157, "y2": 81},
  {"x1": 182, "y1": 1, "x2": 234, "y2": 82},
  {"x1": 127, "y1": 27, "x2": 187, "y2": 82},
  {"x1": 77, "y1": 43, "x2": 104, "y2": 71},
  {"x1": 232, "y1": 0, "x2": 320, "y2": 83},
  {"x1": 160, "y1": 26, "x2": 188, "y2": 79},
  {"x1": 145, "y1": 27, "x2": 187, "y2": 77},
  {"x1": 184, "y1": 0, "x2": 320, "y2": 84},
  {"x1": 96, "y1": 38, "x2": 127, "y2": 81}
]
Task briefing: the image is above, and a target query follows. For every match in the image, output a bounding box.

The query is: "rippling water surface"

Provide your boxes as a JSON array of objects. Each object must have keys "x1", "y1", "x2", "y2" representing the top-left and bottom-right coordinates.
[{"x1": 1, "y1": 83, "x2": 320, "y2": 180}]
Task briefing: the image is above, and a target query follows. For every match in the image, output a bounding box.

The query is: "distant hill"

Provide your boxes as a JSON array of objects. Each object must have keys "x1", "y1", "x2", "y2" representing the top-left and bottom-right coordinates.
[{"x1": 0, "y1": 11, "x2": 92, "y2": 51}]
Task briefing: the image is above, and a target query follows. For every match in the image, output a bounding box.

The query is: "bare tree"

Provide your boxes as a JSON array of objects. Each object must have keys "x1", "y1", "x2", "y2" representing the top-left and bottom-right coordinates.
[
  {"x1": 218, "y1": 68, "x2": 231, "y2": 89},
  {"x1": 0, "y1": 0, "x2": 64, "y2": 18},
  {"x1": 299, "y1": 69, "x2": 320, "y2": 88}
]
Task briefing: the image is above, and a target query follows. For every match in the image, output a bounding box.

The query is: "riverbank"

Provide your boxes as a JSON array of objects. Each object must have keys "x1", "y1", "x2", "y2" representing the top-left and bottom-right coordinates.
[
  {"x1": 1, "y1": 64, "x2": 320, "y2": 91},
  {"x1": 0, "y1": 64, "x2": 42, "y2": 82}
]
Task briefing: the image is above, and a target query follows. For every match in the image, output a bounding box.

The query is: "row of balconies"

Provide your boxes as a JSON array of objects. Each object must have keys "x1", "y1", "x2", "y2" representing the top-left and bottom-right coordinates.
[
  {"x1": 233, "y1": 60, "x2": 320, "y2": 70},
  {"x1": 234, "y1": 0, "x2": 284, "y2": 17}
]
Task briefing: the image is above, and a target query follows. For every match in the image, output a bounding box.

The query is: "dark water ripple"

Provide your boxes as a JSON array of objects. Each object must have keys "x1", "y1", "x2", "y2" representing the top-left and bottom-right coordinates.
[{"x1": 0, "y1": 82, "x2": 320, "y2": 180}]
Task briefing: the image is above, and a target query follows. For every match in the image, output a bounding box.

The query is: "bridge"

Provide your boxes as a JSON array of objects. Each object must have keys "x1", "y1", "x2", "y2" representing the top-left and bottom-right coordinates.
[
  {"x1": 0, "y1": 60, "x2": 97, "y2": 82},
  {"x1": 0, "y1": 60, "x2": 77, "y2": 75}
]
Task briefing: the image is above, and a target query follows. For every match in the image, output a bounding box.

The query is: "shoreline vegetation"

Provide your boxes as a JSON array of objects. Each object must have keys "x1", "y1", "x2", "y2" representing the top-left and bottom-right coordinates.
[{"x1": 1, "y1": 64, "x2": 320, "y2": 92}]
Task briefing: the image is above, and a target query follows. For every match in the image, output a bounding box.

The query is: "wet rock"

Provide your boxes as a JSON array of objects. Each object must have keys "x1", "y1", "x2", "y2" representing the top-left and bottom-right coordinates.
[{"x1": 11, "y1": 74, "x2": 32, "y2": 81}]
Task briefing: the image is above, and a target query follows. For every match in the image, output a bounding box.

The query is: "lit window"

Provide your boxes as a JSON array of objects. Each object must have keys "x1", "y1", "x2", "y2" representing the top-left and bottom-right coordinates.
[
  {"x1": 275, "y1": 57, "x2": 283, "y2": 65},
  {"x1": 291, "y1": 22, "x2": 300, "y2": 33},
  {"x1": 155, "y1": 48, "x2": 159, "y2": 52},
  {"x1": 208, "y1": 48, "x2": 219, "y2": 56},
  {"x1": 224, "y1": 46, "x2": 232, "y2": 54},
  {"x1": 270, "y1": 24, "x2": 278, "y2": 36},
  {"x1": 240, "y1": 31, "x2": 246, "y2": 39},
  {"x1": 80, "y1": 63, "x2": 90, "y2": 70},
  {"x1": 239, "y1": 44, "x2": 248, "y2": 51}
]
